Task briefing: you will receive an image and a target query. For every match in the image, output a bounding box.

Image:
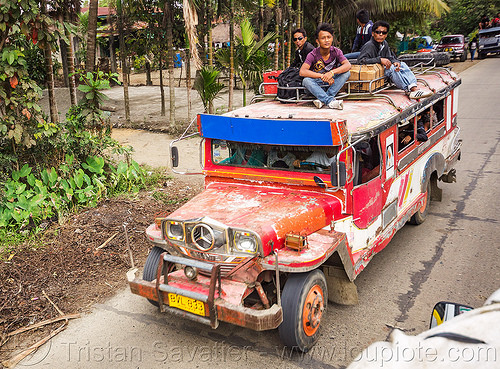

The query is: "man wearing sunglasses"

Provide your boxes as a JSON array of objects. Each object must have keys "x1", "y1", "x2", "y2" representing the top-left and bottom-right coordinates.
[
  {"x1": 290, "y1": 28, "x2": 315, "y2": 68},
  {"x1": 358, "y1": 20, "x2": 433, "y2": 100}
]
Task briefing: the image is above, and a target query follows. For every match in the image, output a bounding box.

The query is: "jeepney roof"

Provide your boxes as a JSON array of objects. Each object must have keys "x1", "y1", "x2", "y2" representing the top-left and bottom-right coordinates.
[{"x1": 222, "y1": 69, "x2": 459, "y2": 137}]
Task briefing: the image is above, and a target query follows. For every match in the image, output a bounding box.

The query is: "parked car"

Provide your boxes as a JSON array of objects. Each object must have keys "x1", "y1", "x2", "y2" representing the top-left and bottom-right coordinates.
[
  {"x1": 435, "y1": 34, "x2": 467, "y2": 62},
  {"x1": 478, "y1": 26, "x2": 500, "y2": 59}
]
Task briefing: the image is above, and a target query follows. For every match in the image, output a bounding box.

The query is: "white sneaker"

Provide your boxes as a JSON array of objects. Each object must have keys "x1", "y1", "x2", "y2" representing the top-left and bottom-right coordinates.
[
  {"x1": 409, "y1": 90, "x2": 433, "y2": 99},
  {"x1": 313, "y1": 99, "x2": 324, "y2": 109},
  {"x1": 328, "y1": 99, "x2": 344, "y2": 110}
]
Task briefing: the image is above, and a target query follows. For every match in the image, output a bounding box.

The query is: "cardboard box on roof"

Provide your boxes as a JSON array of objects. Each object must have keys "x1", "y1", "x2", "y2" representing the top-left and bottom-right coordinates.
[{"x1": 348, "y1": 64, "x2": 385, "y2": 93}]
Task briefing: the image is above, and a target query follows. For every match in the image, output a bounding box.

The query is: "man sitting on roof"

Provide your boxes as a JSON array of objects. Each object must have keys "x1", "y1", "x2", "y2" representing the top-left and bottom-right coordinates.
[
  {"x1": 300, "y1": 23, "x2": 351, "y2": 110},
  {"x1": 343, "y1": 9, "x2": 373, "y2": 61},
  {"x1": 357, "y1": 21, "x2": 433, "y2": 100},
  {"x1": 290, "y1": 28, "x2": 315, "y2": 68}
]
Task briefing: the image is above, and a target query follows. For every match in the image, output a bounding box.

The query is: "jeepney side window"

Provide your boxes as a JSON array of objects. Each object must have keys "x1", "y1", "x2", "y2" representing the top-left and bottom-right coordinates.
[
  {"x1": 354, "y1": 137, "x2": 381, "y2": 185},
  {"x1": 212, "y1": 139, "x2": 231, "y2": 163},
  {"x1": 432, "y1": 99, "x2": 444, "y2": 127},
  {"x1": 398, "y1": 121, "x2": 414, "y2": 152}
]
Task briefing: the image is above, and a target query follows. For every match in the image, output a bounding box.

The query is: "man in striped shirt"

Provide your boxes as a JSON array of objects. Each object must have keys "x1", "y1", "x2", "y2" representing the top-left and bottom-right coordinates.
[{"x1": 343, "y1": 9, "x2": 373, "y2": 61}]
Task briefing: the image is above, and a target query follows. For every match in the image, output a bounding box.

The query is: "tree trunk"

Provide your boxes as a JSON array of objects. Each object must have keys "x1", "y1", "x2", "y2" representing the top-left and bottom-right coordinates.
[
  {"x1": 108, "y1": 5, "x2": 117, "y2": 73},
  {"x1": 297, "y1": 0, "x2": 301, "y2": 29},
  {"x1": 259, "y1": 0, "x2": 264, "y2": 40},
  {"x1": 207, "y1": 0, "x2": 214, "y2": 114},
  {"x1": 59, "y1": 39, "x2": 69, "y2": 87},
  {"x1": 117, "y1": 0, "x2": 130, "y2": 124},
  {"x1": 65, "y1": 26, "x2": 77, "y2": 106},
  {"x1": 159, "y1": 52, "x2": 165, "y2": 116},
  {"x1": 42, "y1": 0, "x2": 58, "y2": 123},
  {"x1": 287, "y1": 0, "x2": 292, "y2": 68},
  {"x1": 228, "y1": 0, "x2": 234, "y2": 112},
  {"x1": 274, "y1": 3, "x2": 280, "y2": 70},
  {"x1": 145, "y1": 59, "x2": 152, "y2": 86},
  {"x1": 86, "y1": 0, "x2": 98, "y2": 72},
  {"x1": 207, "y1": 1, "x2": 213, "y2": 67},
  {"x1": 319, "y1": 0, "x2": 324, "y2": 24},
  {"x1": 280, "y1": 2, "x2": 285, "y2": 70},
  {"x1": 165, "y1": 2, "x2": 176, "y2": 129},
  {"x1": 186, "y1": 47, "x2": 192, "y2": 120},
  {"x1": 45, "y1": 45, "x2": 59, "y2": 124}
]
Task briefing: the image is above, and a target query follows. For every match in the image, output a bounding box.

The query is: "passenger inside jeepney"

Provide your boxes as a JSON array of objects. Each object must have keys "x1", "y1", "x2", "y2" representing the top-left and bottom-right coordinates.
[
  {"x1": 354, "y1": 140, "x2": 380, "y2": 184},
  {"x1": 213, "y1": 140, "x2": 339, "y2": 173},
  {"x1": 398, "y1": 122, "x2": 414, "y2": 150},
  {"x1": 421, "y1": 108, "x2": 436, "y2": 131},
  {"x1": 220, "y1": 146, "x2": 267, "y2": 167}
]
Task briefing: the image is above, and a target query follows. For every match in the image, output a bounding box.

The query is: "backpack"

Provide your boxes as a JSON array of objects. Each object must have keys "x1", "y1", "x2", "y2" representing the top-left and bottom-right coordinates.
[{"x1": 277, "y1": 67, "x2": 303, "y2": 101}]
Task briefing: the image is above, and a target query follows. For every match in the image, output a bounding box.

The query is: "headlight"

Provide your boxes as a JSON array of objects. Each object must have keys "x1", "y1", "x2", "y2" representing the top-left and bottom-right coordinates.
[
  {"x1": 233, "y1": 231, "x2": 258, "y2": 253},
  {"x1": 167, "y1": 221, "x2": 184, "y2": 241}
]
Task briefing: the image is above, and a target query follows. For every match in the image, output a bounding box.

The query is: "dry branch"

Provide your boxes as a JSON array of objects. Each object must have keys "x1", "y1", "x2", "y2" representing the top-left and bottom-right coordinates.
[
  {"x1": 95, "y1": 232, "x2": 119, "y2": 250},
  {"x1": 1, "y1": 322, "x2": 67, "y2": 368},
  {"x1": 4, "y1": 314, "x2": 80, "y2": 338}
]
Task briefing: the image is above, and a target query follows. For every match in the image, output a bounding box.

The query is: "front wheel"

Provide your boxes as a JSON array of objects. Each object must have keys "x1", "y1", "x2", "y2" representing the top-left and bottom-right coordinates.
[
  {"x1": 143, "y1": 246, "x2": 166, "y2": 306},
  {"x1": 409, "y1": 181, "x2": 430, "y2": 225},
  {"x1": 278, "y1": 270, "x2": 328, "y2": 352}
]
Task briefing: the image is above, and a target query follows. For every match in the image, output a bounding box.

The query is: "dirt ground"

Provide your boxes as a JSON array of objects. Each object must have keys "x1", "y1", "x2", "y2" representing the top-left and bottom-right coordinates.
[
  {"x1": 0, "y1": 184, "x2": 202, "y2": 365},
  {"x1": 0, "y1": 59, "x2": 479, "y2": 366}
]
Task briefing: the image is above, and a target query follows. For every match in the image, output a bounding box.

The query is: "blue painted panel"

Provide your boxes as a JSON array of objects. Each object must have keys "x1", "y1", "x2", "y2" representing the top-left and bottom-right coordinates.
[{"x1": 199, "y1": 114, "x2": 334, "y2": 146}]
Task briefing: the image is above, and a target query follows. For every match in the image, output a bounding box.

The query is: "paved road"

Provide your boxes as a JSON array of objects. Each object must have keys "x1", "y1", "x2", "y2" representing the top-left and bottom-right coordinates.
[{"x1": 23, "y1": 58, "x2": 500, "y2": 369}]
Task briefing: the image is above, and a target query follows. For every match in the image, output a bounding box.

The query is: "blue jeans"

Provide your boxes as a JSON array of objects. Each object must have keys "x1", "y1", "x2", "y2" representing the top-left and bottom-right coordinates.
[
  {"x1": 303, "y1": 71, "x2": 351, "y2": 105},
  {"x1": 384, "y1": 62, "x2": 416, "y2": 92},
  {"x1": 343, "y1": 51, "x2": 360, "y2": 60}
]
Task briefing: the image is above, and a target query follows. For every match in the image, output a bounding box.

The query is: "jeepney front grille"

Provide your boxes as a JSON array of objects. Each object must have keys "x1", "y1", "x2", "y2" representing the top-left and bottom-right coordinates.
[{"x1": 198, "y1": 263, "x2": 237, "y2": 277}]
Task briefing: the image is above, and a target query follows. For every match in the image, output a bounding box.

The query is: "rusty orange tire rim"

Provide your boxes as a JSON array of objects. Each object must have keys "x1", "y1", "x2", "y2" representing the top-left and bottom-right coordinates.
[{"x1": 302, "y1": 284, "x2": 324, "y2": 336}]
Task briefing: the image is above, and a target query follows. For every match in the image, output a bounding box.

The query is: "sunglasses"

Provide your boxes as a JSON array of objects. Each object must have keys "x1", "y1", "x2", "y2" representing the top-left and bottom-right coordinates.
[
  {"x1": 293, "y1": 36, "x2": 304, "y2": 41},
  {"x1": 374, "y1": 30, "x2": 388, "y2": 35}
]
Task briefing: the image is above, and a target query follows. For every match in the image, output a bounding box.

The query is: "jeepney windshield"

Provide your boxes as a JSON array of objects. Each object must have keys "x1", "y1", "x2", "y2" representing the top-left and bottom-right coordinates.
[{"x1": 211, "y1": 139, "x2": 339, "y2": 173}]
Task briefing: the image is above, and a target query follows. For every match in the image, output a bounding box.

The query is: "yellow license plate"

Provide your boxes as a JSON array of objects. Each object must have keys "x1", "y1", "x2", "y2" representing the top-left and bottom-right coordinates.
[{"x1": 168, "y1": 293, "x2": 205, "y2": 316}]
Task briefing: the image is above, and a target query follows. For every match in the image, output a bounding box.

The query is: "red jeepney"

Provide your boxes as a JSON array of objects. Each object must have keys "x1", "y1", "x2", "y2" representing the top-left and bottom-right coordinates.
[{"x1": 128, "y1": 65, "x2": 462, "y2": 351}]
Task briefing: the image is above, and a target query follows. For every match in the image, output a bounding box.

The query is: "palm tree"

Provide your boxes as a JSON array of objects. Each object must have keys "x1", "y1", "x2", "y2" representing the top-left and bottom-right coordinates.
[
  {"x1": 286, "y1": 0, "x2": 293, "y2": 68},
  {"x1": 85, "y1": 0, "x2": 98, "y2": 72},
  {"x1": 41, "y1": 0, "x2": 58, "y2": 123},
  {"x1": 116, "y1": 0, "x2": 130, "y2": 125},
  {"x1": 57, "y1": 0, "x2": 80, "y2": 106},
  {"x1": 355, "y1": 0, "x2": 449, "y2": 16},
  {"x1": 164, "y1": 0, "x2": 176, "y2": 130},
  {"x1": 228, "y1": 0, "x2": 234, "y2": 111},
  {"x1": 273, "y1": 0, "x2": 280, "y2": 70},
  {"x1": 194, "y1": 66, "x2": 225, "y2": 113}
]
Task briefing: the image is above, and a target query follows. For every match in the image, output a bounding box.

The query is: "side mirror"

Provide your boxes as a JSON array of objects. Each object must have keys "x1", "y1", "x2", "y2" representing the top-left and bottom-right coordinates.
[
  {"x1": 171, "y1": 146, "x2": 179, "y2": 167},
  {"x1": 429, "y1": 301, "x2": 473, "y2": 329},
  {"x1": 330, "y1": 158, "x2": 346, "y2": 187}
]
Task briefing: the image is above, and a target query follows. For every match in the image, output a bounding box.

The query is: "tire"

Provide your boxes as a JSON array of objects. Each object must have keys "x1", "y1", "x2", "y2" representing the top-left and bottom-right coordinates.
[
  {"x1": 409, "y1": 181, "x2": 430, "y2": 225},
  {"x1": 478, "y1": 52, "x2": 485, "y2": 60},
  {"x1": 399, "y1": 52, "x2": 450, "y2": 67},
  {"x1": 460, "y1": 50, "x2": 467, "y2": 62},
  {"x1": 278, "y1": 270, "x2": 328, "y2": 352},
  {"x1": 143, "y1": 246, "x2": 165, "y2": 306}
]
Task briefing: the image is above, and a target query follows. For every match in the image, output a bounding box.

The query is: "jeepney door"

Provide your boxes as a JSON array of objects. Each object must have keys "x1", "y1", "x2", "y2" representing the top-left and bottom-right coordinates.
[{"x1": 351, "y1": 128, "x2": 396, "y2": 230}]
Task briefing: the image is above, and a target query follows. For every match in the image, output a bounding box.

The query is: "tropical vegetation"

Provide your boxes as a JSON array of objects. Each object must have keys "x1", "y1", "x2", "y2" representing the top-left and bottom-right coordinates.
[{"x1": 1, "y1": 0, "x2": 499, "y2": 250}]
